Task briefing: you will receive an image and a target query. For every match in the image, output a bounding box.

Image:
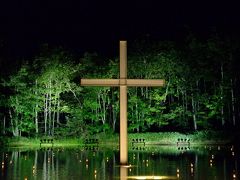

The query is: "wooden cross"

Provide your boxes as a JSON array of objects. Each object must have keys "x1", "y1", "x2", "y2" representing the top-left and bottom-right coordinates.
[{"x1": 80, "y1": 41, "x2": 165, "y2": 165}]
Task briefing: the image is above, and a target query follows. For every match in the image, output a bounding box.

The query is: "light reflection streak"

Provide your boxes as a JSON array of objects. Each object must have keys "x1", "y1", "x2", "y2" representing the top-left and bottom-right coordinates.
[
  {"x1": 32, "y1": 165, "x2": 36, "y2": 175},
  {"x1": 209, "y1": 158, "x2": 213, "y2": 167},
  {"x1": 127, "y1": 175, "x2": 178, "y2": 179},
  {"x1": 2, "y1": 161, "x2": 4, "y2": 169},
  {"x1": 190, "y1": 163, "x2": 194, "y2": 176},
  {"x1": 1, "y1": 147, "x2": 239, "y2": 179},
  {"x1": 94, "y1": 169, "x2": 97, "y2": 179},
  {"x1": 176, "y1": 168, "x2": 180, "y2": 176}
]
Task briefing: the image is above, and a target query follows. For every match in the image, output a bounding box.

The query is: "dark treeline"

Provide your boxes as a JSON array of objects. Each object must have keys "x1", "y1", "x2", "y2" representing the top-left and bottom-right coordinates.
[{"x1": 0, "y1": 34, "x2": 240, "y2": 137}]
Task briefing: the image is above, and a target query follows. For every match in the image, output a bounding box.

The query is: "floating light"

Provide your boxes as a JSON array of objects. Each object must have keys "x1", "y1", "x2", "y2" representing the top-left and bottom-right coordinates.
[
  {"x1": 233, "y1": 173, "x2": 236, "y2": 179},
  {"x1": 191, "y1": 168, "x2": 194, "y2": 174},
  {"x1": 32, "y1": 166, "x2": 36, "y2": 175},
  {"x1": 176, "y1": 168, "x2": 180, "y2": 178},
  {"x1": 120, "y1": 165, "x2": 132, "y2": 168}
]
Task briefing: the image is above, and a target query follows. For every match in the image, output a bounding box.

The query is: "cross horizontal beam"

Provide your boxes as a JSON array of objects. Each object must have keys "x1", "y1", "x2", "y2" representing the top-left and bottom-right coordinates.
[
  {"x1": 80, "y1": 41, "x2": 165, "y2": 165},
  {"x1": 81, "y1": 79, "x2": 165, "y2": 87}
]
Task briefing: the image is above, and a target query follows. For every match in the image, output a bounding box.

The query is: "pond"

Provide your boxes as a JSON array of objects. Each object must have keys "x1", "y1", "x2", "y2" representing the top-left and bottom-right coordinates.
[{"x1": 0, "y1": 144, "x2": 239, "y2": 179}]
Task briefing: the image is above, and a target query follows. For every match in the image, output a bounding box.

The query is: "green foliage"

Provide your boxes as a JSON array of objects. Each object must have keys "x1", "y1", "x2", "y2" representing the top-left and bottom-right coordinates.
[{"x1": 1, "y1": 34, "x2": 240, "y2": 137}]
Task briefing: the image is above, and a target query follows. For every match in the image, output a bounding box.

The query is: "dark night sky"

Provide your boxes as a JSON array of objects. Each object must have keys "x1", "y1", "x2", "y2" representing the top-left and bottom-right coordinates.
[{"x1": 1, "y1": 0, "x2": 240, "y2": 58}]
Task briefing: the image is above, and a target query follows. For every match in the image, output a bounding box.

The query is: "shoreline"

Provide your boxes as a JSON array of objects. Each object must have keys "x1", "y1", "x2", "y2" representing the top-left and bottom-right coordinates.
[{"x1": 2, "y1": 130, "x2": 237, "y2": 148}]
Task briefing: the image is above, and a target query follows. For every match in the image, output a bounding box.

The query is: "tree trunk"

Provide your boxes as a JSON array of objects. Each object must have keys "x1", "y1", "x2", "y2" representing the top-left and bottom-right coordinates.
[
  {"x1": 35, "y1": 106, "x2": 39, "y2": 134},
  {"x1": 191, "y1": 94, "x2": 197, "y2": 131},
  {"x1": 164, "y1": 80, "x2": 170, "y2": 103},
  {"x1": 3, "y1": 116, "x2": 6, "y2": 135},
  {"x1": 231, "y1": 78, "x2": 236, "y2": 126},
  {"x1": 48, "y1": 80, "x2": 52, "y2": 136},
  {"x1": 52, "y1": 91, "x2": 58, "y2": 135},
  {"x1": 44, "y1": 89, "x2": 48, "y2": 135},
  {"x1": 101, "y1": 93, "x2": 106, "y2": 125},
  {"x1": 220, "y1": 63, "x2": 225, "y2": 126},
  {"x1": 56, "y1": 85, "x2": 61, "y2": 128},
  {"x1": 34, "y1": 80, "x2": 39, "y2": 134},
  {"x1": 181, "y1": 91, "x2": 185, "y2": 122},
  {"x1": 9, "y1": 109, "x2": 19, "y2": 137},
  {"x1": 183, "y1": 90, "x2": 188, "y2": 123},
  {"x1": 112, "y1": 106, "x2": 116, "y2": 131},
  {"x1": 196, "y1": 80, "x2": 199, "y2": 121},
  {"x1": 52, "y1": 96, "x2": 57, "y2": 124},
  {"x1": 56, "y1": 97, "x2": 60, "y2": 127},
  {"x1": 97, "y1": 93, "x2": 102, "y2": 124},
  {"x1": 135, "y1": 88, "x2": 139, "y2": 132}
]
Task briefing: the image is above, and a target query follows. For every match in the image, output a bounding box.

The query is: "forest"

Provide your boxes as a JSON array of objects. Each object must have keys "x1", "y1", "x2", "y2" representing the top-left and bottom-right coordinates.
[{"x1": 0, "y1": 34, "x2": 240, "y2": 138}]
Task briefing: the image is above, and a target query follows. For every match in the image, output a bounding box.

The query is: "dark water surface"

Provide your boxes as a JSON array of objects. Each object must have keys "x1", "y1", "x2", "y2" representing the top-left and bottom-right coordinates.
[{"x1": 0, "y1": 145, "x2": 239, "y2": 180}]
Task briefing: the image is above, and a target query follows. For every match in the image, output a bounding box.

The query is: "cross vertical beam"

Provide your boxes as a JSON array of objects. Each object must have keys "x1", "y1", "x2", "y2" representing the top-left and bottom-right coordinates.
[
  {"x1": 80, "y1": 40, "x2": 165, "y2": 166},
  {"x1": 120, "y1": 41, "x2": 127, "y2": 79},
  {"x1": 120, "y1": 41, "x2": 128, "y2": 165}
]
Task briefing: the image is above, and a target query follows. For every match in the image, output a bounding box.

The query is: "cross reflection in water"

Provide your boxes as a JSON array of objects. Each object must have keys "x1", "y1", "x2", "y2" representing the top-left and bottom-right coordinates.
[{"x1": 0, "y1": 145, "x2": 239, "y2": 180}]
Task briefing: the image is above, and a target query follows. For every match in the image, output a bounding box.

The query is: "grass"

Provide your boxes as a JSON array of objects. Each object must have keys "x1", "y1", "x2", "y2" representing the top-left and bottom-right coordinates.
[
  {"x1": 5, "y1": 137, "x2": 83, "y2": 148},
  {"x1": 4, "y1": 130, "x2": 236, "y2": 148},
  {"x1": 128, "y1": 131, "x2": 234, "y2": 145}
]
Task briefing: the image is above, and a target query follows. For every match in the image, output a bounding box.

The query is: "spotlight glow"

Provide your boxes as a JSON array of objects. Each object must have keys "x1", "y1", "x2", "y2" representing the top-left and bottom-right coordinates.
[{"x1": 127, "y1": 176, "x2": 178, "y2": 179}]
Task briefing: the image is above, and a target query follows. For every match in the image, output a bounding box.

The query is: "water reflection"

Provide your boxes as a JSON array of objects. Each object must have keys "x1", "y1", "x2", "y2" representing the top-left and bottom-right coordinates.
[{"x1": 0, "y1": 145, "x2": 239, "y2": 179}]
